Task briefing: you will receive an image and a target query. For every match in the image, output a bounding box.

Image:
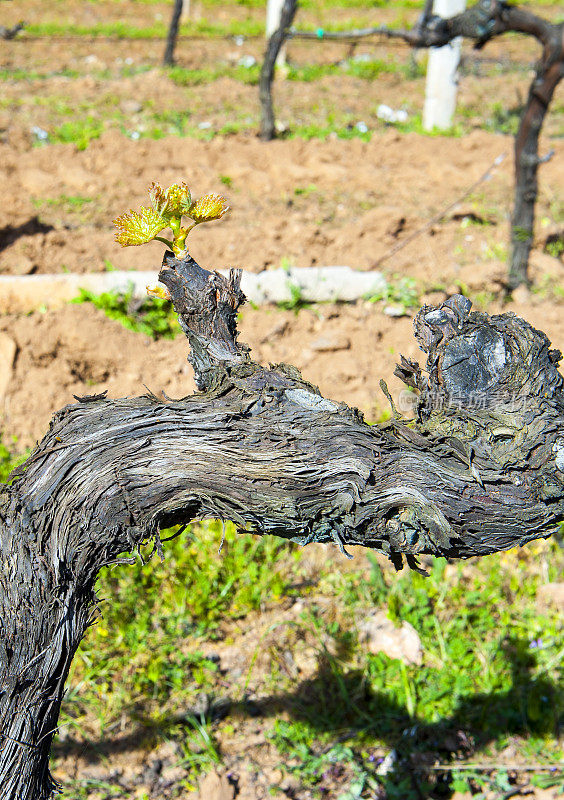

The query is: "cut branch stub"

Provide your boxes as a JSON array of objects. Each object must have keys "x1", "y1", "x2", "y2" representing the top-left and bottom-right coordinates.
[
  {"x1": 411, "y1": 293, "x2": 564, "y2": 415},
  {"x1": 159, "y1": 251, "x2": 249, "y2": 391}
]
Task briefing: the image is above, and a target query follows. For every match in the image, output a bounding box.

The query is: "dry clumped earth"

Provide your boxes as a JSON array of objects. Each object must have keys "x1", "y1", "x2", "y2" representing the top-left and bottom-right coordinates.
[
  {"x1": 0, "y1": 5, "x2": 563, "y2": 447},
  {"x1": 1, "y1": 129, "x2": 563, "y2": 446},
  {"x1": 0, "y1": 4, "x2": 563, "y2": 798}
]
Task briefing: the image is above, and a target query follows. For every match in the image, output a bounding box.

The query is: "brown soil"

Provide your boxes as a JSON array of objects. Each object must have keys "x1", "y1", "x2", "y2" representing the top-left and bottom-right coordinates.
[
  {"x1": 0, "y1": 3, "x2": 563, "y2": 797},
  {"x1": 3, "y1": 285, "x2": 564, "y2": 451},
  {"x1": 1, "y1": 123, "x2": 563, "y2": 447}
]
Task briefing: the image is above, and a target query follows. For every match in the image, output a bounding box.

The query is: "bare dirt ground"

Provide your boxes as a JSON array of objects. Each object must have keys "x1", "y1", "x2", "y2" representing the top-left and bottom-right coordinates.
[
  {"x1": 1, "y1": 127, "x2": 563, "y2": 445},
  {"x1": 0, "y1": 2, "x2": 563, "y2": 798}
]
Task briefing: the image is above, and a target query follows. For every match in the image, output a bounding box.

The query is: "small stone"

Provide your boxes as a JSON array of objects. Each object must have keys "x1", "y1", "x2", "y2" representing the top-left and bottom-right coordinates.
[
  {"x1": 30, "y1": 126, "x2": 49, "y2": 142},
  {"x1": 120, "y1": 99, "x2": 142, "y2": 115},
  {"x1": 196, "y1": 770, "x2": 235, "y2": 800},
  {"x1": 280, "y1": 774, "x2": 301, "y2": 794},
  {"x1": 383, "y1": 305, "x2": 408, "y2": 318},
  {"x1": 536, "y1": 582, "x2": 564, "y2": 611},
  {"x1": 237, "y1": 55, "x2": 256, "y2": 68},
  {"x1": 9, "y1": 254, "x2": 35, "y2": 275},
  {"x1": 309, "y1": 333, "x2": 350, "y2": 352},
  {"x1": 0, "y1": 333, "x2": 17, "y2": 401},
  {"x1": 267, "y1": 768, "x2": 283, "y2": 785},
  {"x1": 511, "y1": 285, "x2": 531, "y2": 306},
  {"x1": 376, "y1": 749, "x2": 398, "y2": 776},
  {"x1": 358, "y1": 610, "x2": 423, "y2": 665}
]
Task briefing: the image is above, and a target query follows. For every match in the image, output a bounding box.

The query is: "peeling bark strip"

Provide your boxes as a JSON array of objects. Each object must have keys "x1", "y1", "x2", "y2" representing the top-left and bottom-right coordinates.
[
  {"x1": 1, "y1": 251, "x2": 564, "y2": 797},
  {"x1": 281, "y1": 0, "x2": 564, "y2": 286}
]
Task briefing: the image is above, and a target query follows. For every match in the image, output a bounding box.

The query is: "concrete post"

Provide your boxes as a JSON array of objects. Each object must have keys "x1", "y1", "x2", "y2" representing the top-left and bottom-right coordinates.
[
  {"x1": 423, "y1": 0, "x2": 466, "y2": 131},
  {"x1": 266, "y1": 0, "x2": 287, "y2": 66}
]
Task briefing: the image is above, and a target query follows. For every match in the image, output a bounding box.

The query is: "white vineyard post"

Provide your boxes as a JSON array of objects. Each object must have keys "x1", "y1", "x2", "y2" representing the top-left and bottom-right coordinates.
[
  {"x1": 266, "y1": 0, "x2": 287, "y2": 66},
  {"x1": 423, "y1": 0, "x2": 467, "y2": 131}
]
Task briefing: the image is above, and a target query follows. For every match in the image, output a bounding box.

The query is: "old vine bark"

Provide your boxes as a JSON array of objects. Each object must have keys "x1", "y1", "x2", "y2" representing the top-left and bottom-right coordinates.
[{"x1": 1, "y1": 252, "x2": 564, "y2": 797}]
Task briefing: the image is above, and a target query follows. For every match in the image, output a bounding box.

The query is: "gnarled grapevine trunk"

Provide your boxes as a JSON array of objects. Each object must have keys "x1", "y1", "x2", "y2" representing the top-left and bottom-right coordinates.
[{"x1": 1, "y1": 252, "x2": 563, "y2": 797}]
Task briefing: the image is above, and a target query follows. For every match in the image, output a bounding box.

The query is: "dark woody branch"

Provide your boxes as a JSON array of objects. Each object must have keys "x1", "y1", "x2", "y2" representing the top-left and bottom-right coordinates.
[{"x1": 1, "y1": 252, "x2": 563, "y2": 798}]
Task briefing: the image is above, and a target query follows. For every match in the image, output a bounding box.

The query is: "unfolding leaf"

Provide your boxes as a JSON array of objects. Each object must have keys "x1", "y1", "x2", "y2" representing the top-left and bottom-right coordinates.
[
  {"x1": 148, "y1": 182, "x2": 171, "y2": 218},
  {"x1": 189, "y1": 194, "x2": 229, "y2": 224},
  {"x1": 113, "y1": 207, "x2": 167, "y2": 247},
  {"x1": 146, "y1": 284, "x2": 172, "y2": 301},
  {"x1": 149, "y1": 181, "x2": 192, "y2": 219}
]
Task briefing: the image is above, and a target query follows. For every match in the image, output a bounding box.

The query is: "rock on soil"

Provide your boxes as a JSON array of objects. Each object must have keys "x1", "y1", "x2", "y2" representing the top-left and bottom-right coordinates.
[{"x1": 358, "y1": 610, "x2": 423, "y2": 665}]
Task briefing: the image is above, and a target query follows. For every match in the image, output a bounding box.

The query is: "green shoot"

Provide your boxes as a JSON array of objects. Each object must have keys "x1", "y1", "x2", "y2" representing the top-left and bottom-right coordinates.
[
  {"x1": 113, "y1": 181, "x2": 228, "y2": 258},
  {"x1": 113, "y1": 181, "x2": 229, "y2": 302}
]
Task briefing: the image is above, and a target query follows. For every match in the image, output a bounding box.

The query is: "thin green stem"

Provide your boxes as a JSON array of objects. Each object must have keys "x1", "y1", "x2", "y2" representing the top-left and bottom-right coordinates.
[{"x1": 154, "y1": 236, "x2": 174, "y2": 248}]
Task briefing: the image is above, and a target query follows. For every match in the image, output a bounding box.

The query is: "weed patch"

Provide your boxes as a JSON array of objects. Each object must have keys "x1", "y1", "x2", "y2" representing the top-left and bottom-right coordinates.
[
  {"x1": 72, "y1": 286, "x2": 181, "y2": 339},
  {"x1": 50, "y1": 118, "x2": 104, "y2": 150},
  {"x1": 365, "y1": 275, "x2": 420, "y2": 311},
  {"x1": 0, "y1": 438, "x2": 28, "y2": 483},
  {"x1": 61, "y1": 521, "x2": 293, "y2": 728},
  {"x1": 485, "y1": 101, "x2": 524, "y2": 136}
]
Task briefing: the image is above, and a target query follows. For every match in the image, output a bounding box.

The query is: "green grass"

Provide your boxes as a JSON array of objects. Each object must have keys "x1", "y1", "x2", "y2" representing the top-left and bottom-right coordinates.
[
  {"x1": 530, "y1": 274, "x2": 564, "y2": 302},
  {"x1": 61, "y1": 528, "x2": 563, "y2": 797},
  {"x1": 0, "y1": 64, "x2": 151, "y2": 83},
  {"x1": 546, "y1": 237, "x2": 564, "y2": 260},
  {"x1": 62, "y1": 520, "x2": 294, "y2": 732},
  {"x1": 29, "y1": 111, "x2": 469, "y2": 148},
  {"x1": 0, "y1": 437, "x2": 29, "y2": 483},
  {"x1": 72, "y1": 286, "x2": 181, "y2": 339},
  {"x1": 167, "y1": 62, "x2": 260, "y2": 87},
  {"x1": 289, "y1": 122, "x2": 372, "y2": 141},
  {"x1": 26, "y1": 18, "x2": 264, "y2": 39},
  {"x1": 286, "y1": 59, "x2": 393, "y2": 82},
  {"x1": 49, "y1": 118, "x2": 105, "y2": 150},
  {"x1": 167, "y1": 58, "x2": 404, "y2": 89},
  {"x1": 365, "y1": 275, "x2": 420, "y2": 311},
  {"x1": 0, "y1": 67, "x2": 80, "y2": 82},
  {"x1": 31, "y1": 194, "x2": 94, "y2": 212},
  {"x1": 264, "y1": 546, "x2": 563, "y2": 798},
  {"x1": 181, "y1": 0, "x2": 425, "y2": 7},
  {"x1": 394, "y1": 111, "x2": 465, "y2": 137},
  {"x1": 485, "y1": 100, "x2": 524, "y2": 136}
]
